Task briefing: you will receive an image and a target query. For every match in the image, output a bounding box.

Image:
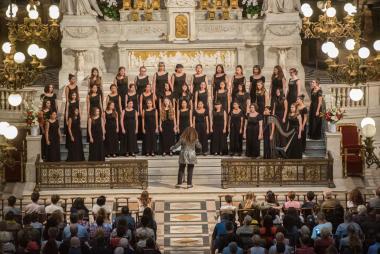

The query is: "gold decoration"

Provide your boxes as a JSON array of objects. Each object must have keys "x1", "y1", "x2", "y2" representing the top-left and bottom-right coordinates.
[
  {"x1": 216, "y1": 0, "x2": 223, "y2": 9},
  {"x1": 123, "y1": 0, "x2": 131, "y2": 10},
  {"x1": 222, "y1": 1, "x2": 230, "y2": 20},
  {"x1": 152, "y1": 0, "x2": 160, "y2": 10},
  {"x1": 144, "y1": 3, "x2": 153, "y2": 21},
  {"x1": 136, "y1": 0, "x2": 145, "y2": 10},
  {"x1": 200, "y1": 0, "x2": 209, "y2": 10},
  {"x1": 230, "y1": 0, "x2": 238, "y2": 9},
  {"x1": 175, "y1": 14, "x2": 189, "y2": 39}
]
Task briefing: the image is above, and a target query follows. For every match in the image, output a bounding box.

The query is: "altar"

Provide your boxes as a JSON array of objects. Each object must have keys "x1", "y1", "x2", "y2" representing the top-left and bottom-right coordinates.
[{"x1": 58, "y1": 0, "x2": 304, "y2": 89}]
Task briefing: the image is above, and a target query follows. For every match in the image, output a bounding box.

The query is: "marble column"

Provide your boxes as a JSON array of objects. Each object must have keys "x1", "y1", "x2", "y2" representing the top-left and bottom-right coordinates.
[
  {"x1": 25, "y1": 135, "x2": 42, "y2": 185},
  {"x1": 325, "y1": 132, "x2": 343, "y2": 179}
]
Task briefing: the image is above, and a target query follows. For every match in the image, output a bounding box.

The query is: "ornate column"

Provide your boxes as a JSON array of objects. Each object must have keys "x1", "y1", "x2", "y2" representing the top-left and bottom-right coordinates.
[
  {"x1": 166, "y1": 0, "x2": 197, "y2": 42},
  {"x1": 24, "y1": 135, "x2": 42, "y2": 189},
  {"x1": 325, "y1": 132, "x2": 344, "y2": 179}
]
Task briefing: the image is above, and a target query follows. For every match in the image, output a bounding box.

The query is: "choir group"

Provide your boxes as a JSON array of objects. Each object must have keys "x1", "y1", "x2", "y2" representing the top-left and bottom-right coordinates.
[{"x1": 38, "y1": 63, "x2": 323, "y2": 162}]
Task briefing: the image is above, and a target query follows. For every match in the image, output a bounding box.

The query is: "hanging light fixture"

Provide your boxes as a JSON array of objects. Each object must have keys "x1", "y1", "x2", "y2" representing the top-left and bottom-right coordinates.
[
  {"x1": 8, "y1": 93, "x2": 23, "y2": 107},
  {"x1": 349, "y1": 88, "x2": 364, "y2": 102}
]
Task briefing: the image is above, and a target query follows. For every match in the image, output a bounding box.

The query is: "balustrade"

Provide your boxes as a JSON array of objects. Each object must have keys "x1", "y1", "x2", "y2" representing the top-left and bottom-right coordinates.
[{"x1": 0, "y1": 88, "x2": 37, "y2": 112}]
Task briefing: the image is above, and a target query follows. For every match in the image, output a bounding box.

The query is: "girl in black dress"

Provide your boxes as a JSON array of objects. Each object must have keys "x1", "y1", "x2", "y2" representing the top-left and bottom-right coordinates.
[
  {"x1": 255, "y1": 80, "x2": 269, "y2": 115},
  {"x1": 65, "y1": 91, "x2": 79, "y2": 149},
  {"x1": 140, "y1": 84, "x2": 156, "y2": 112},
  {"x1": 45, "y1": 111, "x2": 61, "y2": 162},
  {"x1": 121, "y1": 100, "x2": 138, "y2": 157},
  {"x1": 126, "y1": 83, "x2": 139, "y2": 112},
  {"x1": 135, "y1": 66, "x2": 150, "y2": 96},
  {"x1": 212, "y1": 64, "x2": 228, "y2": 97},
  {"x1": 191, "y1": 64, "x2": 208, "y2": 94},
  {"x1": 249, "y1": 65, "x2": 265, "y2": 103},
  {"x1": 142, "y1": 99, "x2": 158, "y2": 156},
  {"x1": 177, "y1": 83, "x2": 192, "y2": 112},
  {"x1": 65, "y1": 74, "x2": 79, "y2": 106},
  {"x1": 114, "y1": 67, "x2": 129, "y2": 109},
  {"x1": 171, "y1": 64, "x2": 187, "y2": 99},
  {"x1": 153, "y1": 62, "x2": 170, "y2": 100},
  {"x1": 39, "y1": 100, "x2": 52, "y2": 161},
  {"x1": 231, "y1": 65, "x2": 246, "y2": 99},
  {"x1": 309, "y1": 79, "x2": 323, "y2": 140},
  {"x1": 193, "y1": 100, "x2": 209, "y2": 155},
  {"x1": 286, "y1": 103, "x2": 303, "y2": 159},
  {"x1": 160, "y1": 98, "x2": 176, "y2": 156},
  {"x1": 67, "y1": 107, "x2": 85, "y2": 161},
  {"x1": 210, "y1": 102, "x2": 227, "y2": 155},
  {"x1": 40, "y1": 84, "x2": 58, "y2": 112},
  {"x1": 104, "y1": 101, "x2": 119, "y2": 157},
  {"x1": 296, "y1": 95, "x2": 308, "y2": 152},
  {"x1": 88, "y1": 67, "x2": 103, "y2": 100},
  {"x1": 177, "y1": 100, "x2": 192, "y2": 135},
  {"x1": 263, "y1": 106, "x2": 275, "y2": 159},
  {"x1": 244, "y1": 103, "x2": 263, "y2": 158},
  {"x1": 160, "y1": 83, "x2": 175, "y2": 110},
  {"x1": 235, "y1": 83, "x2": 250, "y2": 115},
  {"x1": 88, "y1": 107, "x2": 105, "y2": 161},
  {"x1": 270, "y1": 66, "x2": 286, "y2": 104},
  {"x1": 106, "y1": 84, "x2": 122, "y2": 115},
  {"x1": 273, "y1": 88, "x2": 288, "y2": 147},
  {"x1": 87, "y1": 84, "x2": 103, "y2": 116},
  {"x1": 286, "y1": 68, "x2": 301, "y2": 111},
  {"x1": 195, "y1": 82, "x2": 210, "y2": 114},
  {"x1": 229, "y1": 101, "x2": 244, "y2": 156},
  {"x1": 215, "y1": 81, "x2": 230, "y2": 114}
]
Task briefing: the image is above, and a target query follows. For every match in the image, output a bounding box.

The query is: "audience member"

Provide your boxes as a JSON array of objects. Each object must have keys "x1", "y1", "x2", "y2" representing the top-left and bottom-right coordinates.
[
  {"x1": 347, "y1": 188, "x2": 365, "y2": 212},
  {"x1": 238, "y1": 192, "x2": 260, "y2": 224},
  {"x1": 236, "y1": 215, "x2": 255, "y2": 250},
  {"x1": 339, "y1": 224, "x2": 363, "y2": 254},
  {"x1": 311, "y1": 212, "x2": 332, "y2": 240},
  {"x1": 368, "y1": 186, "x2": 380, "y2": 210},
  {"x1": 321, "y1": 190, "x2": 341, "y2": 210},
  {"x1": 217, "y1": 221, "x2": 240, "y2": 253},
  {"x1": 92, "y1": 195, "x2": 112, "y2": 216},
  {"x1": 314, "y1": 227, "x2": 334, "y2": 254},
  {"x1": 250, "y1": 234, "x2": 266, "y2": 254},
  {"x1": 301, "y1": 191, "x2": 317, "y2": 210},
  {"x1": 136, "y1": 215, "x2": 155, "y2": 248},
  {"x1": 70, "y1": 198, "x2": 89, "y2": 220},
  {"x1": 223, "y1": 241, "x2": 244, "y2": 254},
  {"x1": 45, "y1": 195, "x2": 64, "y2": 214},
  {"x1": 89, "y1": 212, "x2": 112, "y2": 239},
  {"x1": 4, "y1": 195, "x2": 21, "y2": 217},
  {"x1": 114, "y1": 206, "x2": 136, "y2": 230},
  {"x1": 268, "y1": 232, "x2": 291, "y2": 254},
  {"x1": 284, "y1": 191, "x2": 301, "y2": 209},
  {"x1": 138, "y1": 190, "x2": 153, "y2": 215},
  {"x1": 367, "y1": 233, "x2": 380, "y2": 254},
  {"x1": 25, "y1": 192, "x2": 46, "y2": 215},
  {"x1": 63, "y1": 213, "x2": 89, "y2": 240},
  {"x1": 335, "y1": 212, "x2": 362, "y2": 242}
]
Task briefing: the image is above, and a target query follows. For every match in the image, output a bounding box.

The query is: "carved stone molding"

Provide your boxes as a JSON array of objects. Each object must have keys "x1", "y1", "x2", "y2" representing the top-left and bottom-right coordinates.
[
  {"x1": 165, "y1": 0, "x2": 197, "y2": 8},
  {"x1": 265, "y1": 24, "x2": 300, "y2": 37},
  {"x1": 63, "y1": 26, "x2": 97, "y2": 39}
]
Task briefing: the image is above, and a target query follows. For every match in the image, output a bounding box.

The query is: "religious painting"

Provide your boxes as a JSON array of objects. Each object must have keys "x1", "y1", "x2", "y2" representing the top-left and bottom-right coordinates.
[{"x1": 175, "y1": 14, "x2": 189, "y2": 39}]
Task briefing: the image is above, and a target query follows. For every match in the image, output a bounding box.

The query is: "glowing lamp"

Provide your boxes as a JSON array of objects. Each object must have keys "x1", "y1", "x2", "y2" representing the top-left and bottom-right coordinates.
[
  {"x1": 8, "y1": 93, "x2": 22, "y2": 107},
  {"x1": 349, "y1": 88, "x2": 363, "y2": 101}
]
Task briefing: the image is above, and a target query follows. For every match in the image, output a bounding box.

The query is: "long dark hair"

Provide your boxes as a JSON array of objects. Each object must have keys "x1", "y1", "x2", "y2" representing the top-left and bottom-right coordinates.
[
  {"x1": 44, "y1": 84, "x2": 54, "y2": 93},
  {"x1": 215, "y1": 64, "x2": 225, "y2": 75},
  {"x1": 272, "y1": 65, "x2": 284, "y2": 81},
  {"x1": 106, "y1": 101, "x2": 117, "y2": 118},
  {"x1": 68, "y1": 107, "x2": 79, "y2": 120},
  {"x1": 253, "y1": 65, "x2": 262, "y2": 75}
]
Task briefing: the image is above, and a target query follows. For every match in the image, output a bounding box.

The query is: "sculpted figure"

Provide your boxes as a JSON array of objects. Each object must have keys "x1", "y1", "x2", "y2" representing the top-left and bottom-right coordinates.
[
  {"x1": 262, "y1": 0, "x2": 300, "y2": 14},
  {"x1": 60, "y1": 0, "x2": 103, "y2": 16}
]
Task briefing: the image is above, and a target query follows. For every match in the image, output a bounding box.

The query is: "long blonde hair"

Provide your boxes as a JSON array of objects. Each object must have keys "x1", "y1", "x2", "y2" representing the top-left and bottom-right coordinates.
[
  {"x1": 160, "y1": 98, "x2": 175, "y2": 120},
  {"x1": 244, "y1": 192, "x2": 255, "y2": 209},
  {"x1": 181, "y1": 127, "x2": 198, "y2": 144}
]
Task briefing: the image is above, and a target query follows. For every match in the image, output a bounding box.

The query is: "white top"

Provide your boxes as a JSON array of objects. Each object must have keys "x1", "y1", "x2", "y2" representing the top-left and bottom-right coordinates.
[
  {"x1": 25, "y1": 202, "x2": 45, "y2": 215},
  {"x1": 92, "y1": 204, "x2": 112, "y2": 215},
  {"x1": 45, "y1": 204, "x2": 64, "y2": 214}
]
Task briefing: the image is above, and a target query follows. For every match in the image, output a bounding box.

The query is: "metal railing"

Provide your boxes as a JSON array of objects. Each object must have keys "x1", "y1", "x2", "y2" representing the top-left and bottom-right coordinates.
[
  {"x1": 35, "y1": 155, "x2": 148, "y2": 190},
  {"x1": 221, "y1": 152, "x2": 334, "y2": 188}
]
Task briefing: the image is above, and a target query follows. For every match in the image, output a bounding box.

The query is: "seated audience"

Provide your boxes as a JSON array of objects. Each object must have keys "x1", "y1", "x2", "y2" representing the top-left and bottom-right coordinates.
[
  {"x1": 259, "y1": 215, "x2": 277, "y2": 249},
  {"x1": 63, "y1": 213, "x2": 89, "y2": 240},
  {"x1": 314, "y1": 227, "x2": 334, "y2": 254},
  {"x1": 296, "y1": 236, "x2": 314, "y2": 254},
  {"x1": 238, "y1": 192, "x2": 260, "y2": 224},
  {"x1": 4, "y1": 195, "x2": 21, "y2": 217},
  {"x1": 261, "y1": 191, "x2": 280, "y2": 216},
  {"x1": 367, "y1": 233, "x2": 380, "y2": 254},
  {"x1": 250, "y1": 234, "x2": 266, "y2": 254},
  {"x1": 25, "y1": 192, "x2": 46, "y2": 215},
  {"x1": 339, "y1": 224, "x2": 363, "y2": 253},
  {"x1": 335, "y1": 212, "x2": 363, "y2": 242},
  {"x1": 368, "y1": 186, "x2": 380, "y2": 210},
  {"x1": 217, "y1": 221, "x2": 240, "y2": 253},
  {"x1": 301, "y1": 191, "x2": 317, "y2": 210},
  {"x1": 92, "y1": 195, "x2": 112, "y2": 217},
  {"x1": 45, "y1": 194, "x2": 64, "y2": 214},
  {"x1": 220, "y1": 195, "x2": 237, "y2": 222},
  {"x1": 114, "y1": 206, "x2": 136, "y2": 230},
  {"x1": 311, "y1": 212, "x2": 332, "y2": 240},
  {"x1": 223, "y1": 241, "x2": 244, "y2": 254},
  {"x1": 138, "y1": 190, "x2": 153, "y2": 216},
  {"x1": 70, "y1": 197, "x2": 89, "y2": 220},
  {"x1": 346, "y1": 188, "x2": 365, "y2": 212},
  {"x1": 89, "y1": 212, "x2": 113, "y2": 239},
  {"x1": 136, "y1": 215, "x2": 155, "y2": 248},
  {"x1": 268, "y1": 232, "x2": 291, "y2": 254},
  {"x1": 321, "y1": 190, "x2": 341, "y2": 210},
  {"x1": 144, "y1": 237, "x2": 161, "y2": 254},
  {"x1": 284, "y1": 191, "x2": 301, "y2": 209},
  {"x1": 236, "y1": 215, "x2": 255, "y2": 250}
]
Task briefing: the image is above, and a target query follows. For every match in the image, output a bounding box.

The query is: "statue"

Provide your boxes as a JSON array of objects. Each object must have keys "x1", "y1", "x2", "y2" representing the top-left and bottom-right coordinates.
[
  {"x1": 175, "y1": 14, "x2": 188, "y2": 38},
  {"x1": 59, "y1": 0, "x2": 103, "y2": 16},
  {"x1": 262, "y1": 0, "x2": 300, "y2": 14}
]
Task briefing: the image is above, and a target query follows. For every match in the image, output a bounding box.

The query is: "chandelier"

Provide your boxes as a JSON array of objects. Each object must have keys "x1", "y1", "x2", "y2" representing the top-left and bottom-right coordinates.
[
  {"x1": 0, "y1": 0, "x2": 60, "y2": 107},
  {"x1": 301, "y1": 1, "x2": 358, "y2": 41}
]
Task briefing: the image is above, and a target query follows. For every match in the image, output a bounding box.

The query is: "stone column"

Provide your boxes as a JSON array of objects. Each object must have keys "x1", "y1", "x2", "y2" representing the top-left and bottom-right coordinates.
[
  {"x1": 325, "y1": 132, "x2": 343, "y2": 179},
  {"x1": 25, "y1": 135, "x2": 42, "y2": 187}
]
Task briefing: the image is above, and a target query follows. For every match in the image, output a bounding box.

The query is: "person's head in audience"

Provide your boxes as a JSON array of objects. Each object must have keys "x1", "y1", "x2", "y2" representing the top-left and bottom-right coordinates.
[
  {"x1": 262, "y1": 215, "x2": 273, "y2": 230},
  {"x1": 49, "y1": 210, "x2": 64, "y2": 225},
  {"x1": 70, "y1": 224, "x2": 78, "y2": 237},
  {"x1": 116, "y1": 220, "x2": 127, "y2": 237},
  {"x1": 140, "y1": 190, "x2": 150, "y2": 207},
  {"x1": 119, "y1": 238, "x2": 129, "y2": 249},
  {"x1": 143, "y1": 207, "x2": 154, "y2": 221},
  {"x1": 357, "y1": 205, "x2": 367, "y2": 215},
  {"x1": 288, "y1": 191, "x2": 296, "y2": 201},
  {"x1": 300, "y1": 225, "x2": 310, "y2": 238},
  {"x1": 77, "y1": 209, "x2": 86, "y2": 222},
  {"x1": 141, "y1": 215, "x2": 149, "y2": 228},
  {"x1": 316, "y1": 212, "x2": 327, "y2": 224},
  {"x1": 228, "y1": 242, "x2": 238, "y2": 254},
  {"x1": 243, "y1": 215, "x2": 252, "y2": 226},
  {"x1": 300, "y1": 235, "x2": 311, "y2": 247},
  {"x1": 30, "y1": 212, "x2": 39, "y2": 223},
  {"x1": 221, "y1": 213, "x2": 229, "y2": 221},
  {"x1": 31, "y1": 192, "x2": 40, "y2": 203},
  {"x1": 146, "y1": 237, "x2": 156, "y2": 249},
  {"x1": 70, "y1": 236, "x2": 81, "y2": 249},
  {"x1": 50, "y1": 195, "x2": 60, "y2": 205},
  {"x1": 7, "y1": 195, "x2": 17, "y2": 207},
  {"x1": 225, "y1": 195, "x2": 233, "y2": 205},
  {"x1": 44, "y1": 227, "x2": 59, "y2": 252},
  {"x1": 244, "y1": 192, "x2": 255, "y2": 208},
  {"x1": 96, "y1": 195, "x2": 106, "y2": 207},
  {"x1": 275, "y1": 242, "x2": 286, "y2": 254},
  {"x1": 70, "y1": 213, "x2": 79, "y2": 224},
  {"x1": 344, "y1": 212, "x2": 354, "y2": 223},
  {"x1": 306, "y1": 191, "x2": 315, "y2": 202},
  {"x1": 4, "y1": 211, "x2": 15, "y2": 222},
  {"x1": 252, "y1": 234, "x2": 261, "y2": 246},
  {"x1": 97, "y1": 208, "x2": 108, "y2": 221},
  {"x1": 323, "y1": 190, "x2": 334, "y2": 200},
  {"x1": 266, "y1": 191, "x2": 276, "y2": 204},
  {"x1": 121, "y1": 206, "x2": 130, "y2": 215},
  {"x1": 96, "y1": 215, "x2": 105, "y2": 227},
  {"x1": 114, "y1": 247, "x2": 124, "y2": 254},
  {"x1": 275, "y1": 232, "x2": 286, "y2": 244},
  {"x1": 349, "y1": 188, "x2": 364, "y2": 206},
  {"x1": 267, "y1": 207, "x2": 279, "y2": 219},
  {"x1": 325, "y1": 245, "x2": 338, "y2": 254},
  {"x1": 72, "y1": 197, "x2": 88, "y2": 212},
  {"x1": 276, "y1": 226, "x2": 286, "y2": 235},
  {"x1": 320, "y1": 226, "x2": 331, "y2": 239},
  {"x1": 23, "y1": 214, "x2": 32, "y2": 226},
  {"x1": 225, "y1": 221, "x2": 234, "y2": 233}
]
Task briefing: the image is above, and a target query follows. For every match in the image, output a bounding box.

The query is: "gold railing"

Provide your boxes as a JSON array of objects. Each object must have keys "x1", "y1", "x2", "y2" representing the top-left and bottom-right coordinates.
[
  {"x1": 35, "y1": 155, "x2": 148, "y2": 190},
  {"x1": 221, "y1": 152, "x2": 334, "y2": 188}
]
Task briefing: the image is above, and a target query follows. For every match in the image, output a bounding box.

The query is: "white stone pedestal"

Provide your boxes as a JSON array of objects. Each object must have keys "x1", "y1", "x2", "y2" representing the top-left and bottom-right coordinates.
[
  {"x1": 325, "y1": 132, "x2": 343, "y2": 180},
  {"x1": 25, "y1": 135, "x2": 42, "y2": 187}
]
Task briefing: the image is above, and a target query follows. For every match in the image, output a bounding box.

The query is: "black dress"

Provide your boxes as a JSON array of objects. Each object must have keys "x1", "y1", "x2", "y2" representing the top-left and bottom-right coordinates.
[
  {"x1": 178, "y1": 93, "x2": 192, "y2": 109},
  {"x1": 89, "y1": 94, "x2": 102, "y2": 111},
  {"x1": 116, "y1": 77, "x2": 129, "y2": 109},
  {"x1": 287, "y1": 115, "x2": 302, "y2": 159},
  {"x1": 271, "y1": 77, "x2": 283, "y2": 100},
  {"x1": 235, "y1": 92, "x2": 250, "y2": 114},
  {"x1": 309, "y1": 89, "x2": 323, "y2": 140},
  {"x1": 211, "y1": 110, "x2": 227, "y2": 155},
  {"x1": 155, "y1": 72, "x2": 169, "y2": 99},
  {"x1": 143, "y1": 109, "x2": 157, "y2": 155},
  {"x1": 230, "y1": 110, "x2": 243, "y2": 154},
  {"x1": 41, "y1": 93, "x2": 57, "y2": 111},
  {"x1": 179, "y1": 109, "x2": 190, "y2": 135},
  {"x1": 193, "y1": 75, "x2": 206, "y2": 94},
  {"x1": 90, "y1": 78, "x2": 103, "y2": 100},
  {"x1": 141, "y1": 93, "x2": 154, "y2": 110},
  {"x1": 287, "y1": 79, "x2": 298, "y2": 110},
  {"x1": 246, "y1": 114, "x2": 262, "y2": 158},
  {"x1": 194, "y1": 110, "x2": 208, "y2": 154},
  {"x1": 215, "y1": 90, "x2": 228, "y2": 113},
  {"x1": 108, "y1": 95, "x2": 121, "y2": 114},
  {"x1": 273, "y1": 96, "x2": 287, "y2": 147},
  {"x1": 299, "y1": 107, "x2": 308, "y2": 152},
  {"x1": 173, "y1": 74, "x2": 186, "y2": 99},
  {"x1": 249, "y1": 76, "x2": 265, "y2": 103},
  {"x1": 136, "y1": 76, "x2": 149, "y2": 96},
  {"x1": 104, "y1": 112, "x2": 119, "y2": 156},
  {"x1": 127, "y1": 93, "x2": 139, "y2": 112},
  {"x1": 121, "y1": 109, "x2": 138, "y2": 155},
  {"x1": 89, "y1": 117, "x2": 105, "y2": 161},
  {"x1": 232, "y1": 76, "x2": 246, "y2": 99},
  {"x1": 66, "y1": 100, "x2": 79, "y2": 148},
  {"x1": 197, "y1": 91, "x2": 209, "y2": 112},
  {"x1": 67, "y1": 85, "x2": 79, "y2": 102},
  {"x1": 263, "y1": 115, "x2": 274, "y2": 159},
  {"x1": 255, "y1": 92, "x2": 266, "y2": 115},
  {"x1": 67, "y1": 117, "x2": 84, "y2": 162},
  {"x1": 40, "y1": 110, "x2": 51, "y2": 161},
  {"x1": 213, "y1": 74, "x2": 226, "y2": 97},
  {"x1": 46, "y1": 120, "x2": 60, "y2": 162},
  {"x1": 161, "y1": 110, "x2": 176, "y2": 154}
]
